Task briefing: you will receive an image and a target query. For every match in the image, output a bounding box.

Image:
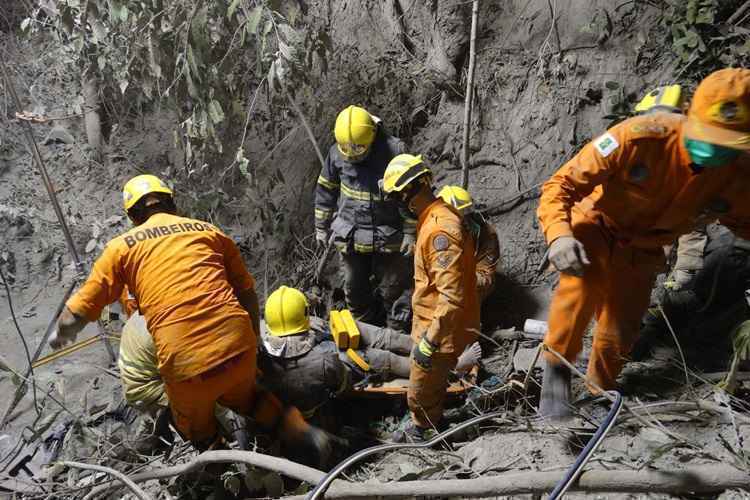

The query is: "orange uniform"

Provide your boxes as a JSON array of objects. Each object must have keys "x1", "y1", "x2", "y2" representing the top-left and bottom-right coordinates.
[
  {"x1": 68, "y1": 212, "x2": 254, "y2": 381},
  {"x1": 409, "y1": 199, "x2": 480, "y2": 427},
  {"x1": 67, "y1": 212, "x2": 308, "y2": 443},
  {"x1": 537, "y1": 112, "x2": 750, "y2": 389},
  {"x1": 474, "y1": 219, "x2": 500, "y2": 301}
]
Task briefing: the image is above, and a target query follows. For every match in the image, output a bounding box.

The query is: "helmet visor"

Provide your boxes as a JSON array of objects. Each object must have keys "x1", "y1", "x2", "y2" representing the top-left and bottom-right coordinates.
[{"x1": 338, "y1": 142, "x2": 370, "y2": 161}]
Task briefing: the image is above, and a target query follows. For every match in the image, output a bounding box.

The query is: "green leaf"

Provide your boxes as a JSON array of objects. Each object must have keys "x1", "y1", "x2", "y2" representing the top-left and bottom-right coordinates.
[
  {"x1": 110, "y1": 1, "x2": 128, "y2": 23},
  {"x1": 246, "y1": 6, "x2": 263, "y2": 35},
  {"x1": 186, "y1": 45, "x2": 201, "y2": 81},
  {"x1": 228, "y1": 0, "x2": 243, "y2": 19},
  {"x1": 208, "y1": 100, "x2": 225, "y2": 124},
  {"x1": 605, "y1": 81, "x2": 620, "y2": 90}
]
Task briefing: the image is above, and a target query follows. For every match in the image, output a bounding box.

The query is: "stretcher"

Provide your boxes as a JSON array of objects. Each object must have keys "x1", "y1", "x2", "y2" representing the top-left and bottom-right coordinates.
[{"x1": 344, "y1": 366, "x2": 479, "y2": 398}]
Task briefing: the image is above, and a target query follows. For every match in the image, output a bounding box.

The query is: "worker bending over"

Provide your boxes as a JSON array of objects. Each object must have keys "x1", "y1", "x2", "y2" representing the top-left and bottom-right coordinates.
[
  {"x1": 315, "y1": 105, "x2": 414, "y2": 327},
  {"x1": 438, "y1": 185, "x2": 500, "y2": 302},
  {"x1": 537, "y1": 69, "x2": 750, "y2": 418},
  {"x1": 381, "y1": 155, "x2": 481, "y2": 441},
  {"x1": 51, "y1": 175, "x2": 330, "y2": 463}
]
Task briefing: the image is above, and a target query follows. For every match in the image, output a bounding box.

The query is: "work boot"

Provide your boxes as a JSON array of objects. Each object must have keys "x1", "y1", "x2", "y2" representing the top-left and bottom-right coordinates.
[
  {"x1": 391, "y1": 421, "x2": 427, "y2": 443},
  {"x1": 538, "y1": 360, "x2": 572, "y2": 420}
]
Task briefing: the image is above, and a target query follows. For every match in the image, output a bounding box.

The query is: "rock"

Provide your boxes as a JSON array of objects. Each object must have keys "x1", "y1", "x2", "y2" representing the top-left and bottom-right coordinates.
[
  {"x1": 43, "y1": 126, "x2": 75, "y2": 145},
  {"x1": 513, "y1": 346, "x2": 541, "y2": 372}
]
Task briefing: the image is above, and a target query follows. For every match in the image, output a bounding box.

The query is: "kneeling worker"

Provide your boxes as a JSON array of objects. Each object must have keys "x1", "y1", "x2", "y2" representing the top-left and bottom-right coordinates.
[
  {"x1": 381, "y1": 155, "x2": 481, "y2": 441},
  {"x1": 50, "y1": 174, "x2": 330, "y2": 463}
]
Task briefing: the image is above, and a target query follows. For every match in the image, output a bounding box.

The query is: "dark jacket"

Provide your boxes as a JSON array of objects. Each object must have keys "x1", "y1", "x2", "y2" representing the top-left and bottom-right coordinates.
[
  {"x1": 259, "y1": 325, "x2": 349, "y2": 417},
  {"x1": 314, "y1": 128, "x2": 415, "y2": 253}
]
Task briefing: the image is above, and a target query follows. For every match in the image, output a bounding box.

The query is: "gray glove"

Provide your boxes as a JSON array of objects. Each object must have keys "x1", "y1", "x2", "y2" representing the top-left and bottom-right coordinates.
[
  {"x1": 400, "y1": 234, "x2": 416, "y2": 256},
  {"x1": 548, "y1": 235, "x2": 590, "y2": 277},
  {"x1": 315, "y1": 228, "x2": 330, "y2": 247}
]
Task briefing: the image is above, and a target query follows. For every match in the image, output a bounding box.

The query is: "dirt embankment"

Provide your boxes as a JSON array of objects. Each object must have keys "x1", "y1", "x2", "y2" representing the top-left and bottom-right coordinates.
[{"x1": 2, "y1": 1, "x2": 748, "y2": 498}]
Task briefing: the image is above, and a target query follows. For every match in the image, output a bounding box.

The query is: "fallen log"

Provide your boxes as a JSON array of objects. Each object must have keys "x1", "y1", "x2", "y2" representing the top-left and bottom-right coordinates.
[{"x1": 283, "y1": 465, "x2": 750, "y2": 499}]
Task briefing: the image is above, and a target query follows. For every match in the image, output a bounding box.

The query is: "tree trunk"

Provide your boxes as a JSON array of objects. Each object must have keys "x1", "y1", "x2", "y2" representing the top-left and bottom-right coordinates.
[{"x1": 81, "y1": 76, "x2": 103, "y2": 164}]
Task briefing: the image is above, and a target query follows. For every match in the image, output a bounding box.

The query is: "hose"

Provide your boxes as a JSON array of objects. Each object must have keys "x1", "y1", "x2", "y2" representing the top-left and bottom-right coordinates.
[
  {"x1": 548, "y1": 390, "x2": 623, "y2": 500},
  {"x1": 306, "y1": 411, "x2": 508, "y2": 500}
]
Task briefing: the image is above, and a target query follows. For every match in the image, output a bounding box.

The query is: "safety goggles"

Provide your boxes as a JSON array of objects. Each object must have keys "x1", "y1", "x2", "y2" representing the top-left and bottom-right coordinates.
[{"x1": 338, "y1": 142, "x2": 370, "y2": 160}]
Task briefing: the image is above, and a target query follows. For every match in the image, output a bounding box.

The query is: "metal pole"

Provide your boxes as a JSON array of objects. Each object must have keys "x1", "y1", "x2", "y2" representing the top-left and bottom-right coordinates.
[
  {"x1": 0, "y1": 59, "x2": 82, "y2": 271},
  {"x1": 0, "y1": 59, "x2": 116, "y2": 363}
]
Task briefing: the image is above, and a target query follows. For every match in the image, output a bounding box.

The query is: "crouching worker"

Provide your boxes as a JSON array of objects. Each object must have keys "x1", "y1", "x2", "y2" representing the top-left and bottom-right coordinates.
[
  {"x1": 119, "y1": 310, "x2": 250, "y2": 451},
  {"x1": 50, "y1": 174, "x2": 331, "y2": 465}
]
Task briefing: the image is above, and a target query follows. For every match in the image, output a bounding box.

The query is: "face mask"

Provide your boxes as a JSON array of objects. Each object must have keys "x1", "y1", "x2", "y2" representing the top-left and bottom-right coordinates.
[
  {"x1": 465, "y1": 213, "x2": 481, "y2": 239},
  {"x1": 684, "y1": 138, "x2": 740, "y2": 167}
]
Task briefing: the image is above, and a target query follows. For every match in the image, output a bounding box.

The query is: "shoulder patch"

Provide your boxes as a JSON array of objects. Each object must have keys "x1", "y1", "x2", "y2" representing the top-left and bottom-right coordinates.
[
  {"x1": 593, "y1": 132, "x2": 619, "y2": 158},
  {"x1": 433, "y1": 234, "x2": 450, "y2": 251}
]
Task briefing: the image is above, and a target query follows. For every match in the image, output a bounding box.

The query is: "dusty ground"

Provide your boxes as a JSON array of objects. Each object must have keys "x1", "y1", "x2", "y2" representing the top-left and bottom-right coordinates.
[{"x1": 2, "y1": 0, "x2": 750, "y2": 498}]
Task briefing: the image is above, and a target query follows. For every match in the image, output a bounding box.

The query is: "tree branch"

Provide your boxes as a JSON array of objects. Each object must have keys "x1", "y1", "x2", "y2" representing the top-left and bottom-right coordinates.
[
  {"x1": 81, "y1": 450, "x2": 325, "y2": 499},
  {"x1": 460, "y1": 0, "x2": 479, "y2": 189},
  {"x1": 62, "y1": 461, "x2": 152, "y2": 500},
  {"x1": 282, "y1": 465, "x2": 750, "y2": 499}
]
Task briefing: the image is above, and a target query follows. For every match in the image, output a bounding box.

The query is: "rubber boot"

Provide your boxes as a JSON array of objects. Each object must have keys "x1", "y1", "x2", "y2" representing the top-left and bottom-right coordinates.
[{"x1": 539, "y1": 360, "x2": 572, "y2": 420}]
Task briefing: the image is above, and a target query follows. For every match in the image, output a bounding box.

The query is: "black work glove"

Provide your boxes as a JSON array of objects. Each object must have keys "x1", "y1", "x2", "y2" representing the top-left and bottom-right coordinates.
[{"x1": 412, "y1": 336, "x2": 437, "y2": 371}]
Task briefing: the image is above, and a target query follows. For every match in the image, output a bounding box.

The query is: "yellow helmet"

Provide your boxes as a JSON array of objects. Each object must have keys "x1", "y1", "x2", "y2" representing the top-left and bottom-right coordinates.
[
  {"x1": 381, "y1": 154, "x2": 431, "y2": 197},
  {"x1": 438, "y1": 185, "x2": 473, "y2": 213},
  {"x1": 123, "y1": 174, "x2": 173, "y2": 211},
  {"x1": 264, "y1": 286, "x2": 310, "y2": 337},
  {"x1": 334, "y1": 105, "x2": 376, "y2": 159},
  {"x1": 634, "y1": 85, "x2": 684, "y2": 114}
]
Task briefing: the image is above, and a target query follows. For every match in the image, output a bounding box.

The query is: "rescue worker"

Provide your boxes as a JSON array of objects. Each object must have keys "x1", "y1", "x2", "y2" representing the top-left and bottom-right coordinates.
[
  {"x1": 380, "y1": 154, "x2": 481, "y2": 441},
  {"x1": 438, "y1": 185, "x2": 501, "y2": 302},
  {"x1": 537, "y1": 68, "x2": 750, "y2": 418},
  {"x1": 50, "y1": 174, "x2": 331, "y2": 463},
  {"x1": 315, "y1": 105, "x2": 415, "y2": 328},
  {"x1": 259, "y1": 286, "x2": 412, "y2": 418}
]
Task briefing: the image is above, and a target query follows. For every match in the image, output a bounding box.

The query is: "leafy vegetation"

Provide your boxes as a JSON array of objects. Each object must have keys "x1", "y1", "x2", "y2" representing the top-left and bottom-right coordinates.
[
  {"x1": 22, "y1": 0, "x2": 327, "y2": 179},
  {"x1": 661, "y1": 0, "x2": 750, "y2": 71}
]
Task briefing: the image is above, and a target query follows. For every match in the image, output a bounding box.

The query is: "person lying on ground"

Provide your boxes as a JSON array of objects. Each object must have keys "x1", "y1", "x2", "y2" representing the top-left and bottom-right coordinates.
[{"x1": 259, "y1": 286, "x2": 481, "y2": 419}]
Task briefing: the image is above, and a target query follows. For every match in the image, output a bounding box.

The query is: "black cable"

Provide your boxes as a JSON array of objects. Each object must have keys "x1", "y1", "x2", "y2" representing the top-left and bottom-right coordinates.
[
  {"x1": 548, "y1": 391, "x2": 623, "y2": 499},
  {"x1": 0, "y1": 264, "x2": 40, "y2": 415}
]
